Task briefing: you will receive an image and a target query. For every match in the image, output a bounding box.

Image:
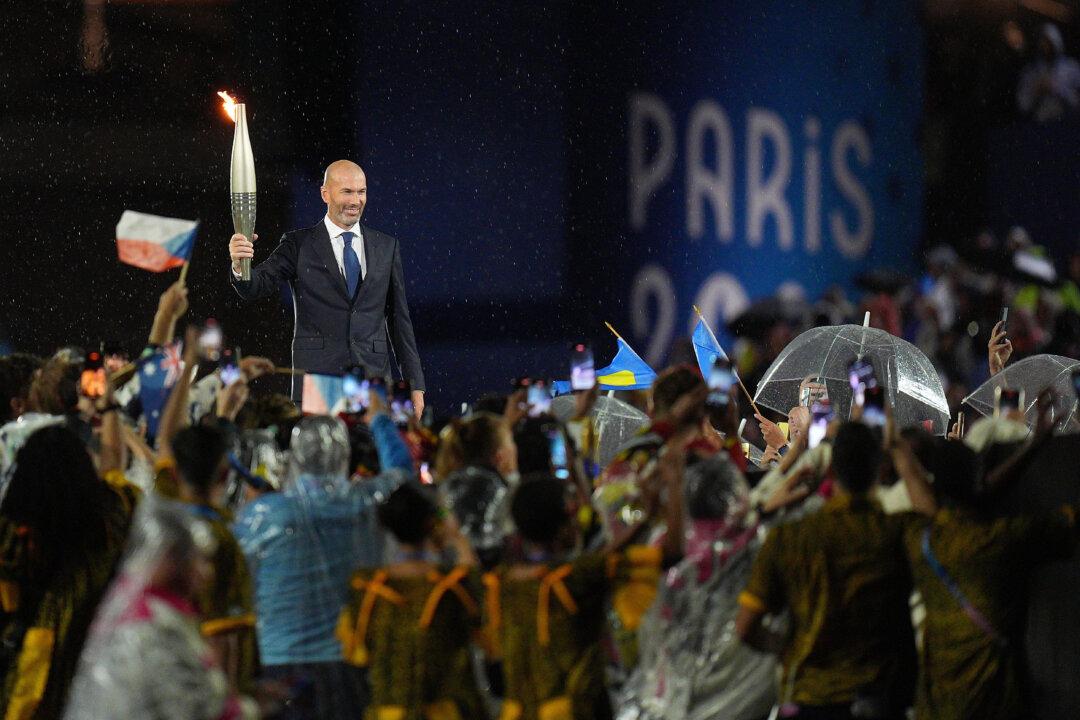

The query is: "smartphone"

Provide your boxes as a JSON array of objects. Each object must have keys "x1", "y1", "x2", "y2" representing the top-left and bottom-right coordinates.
[
  {"x1": 994, "y1": 386, "x2": 1024, "y2": 417},
  {"x1": 861, "y1": 385, "x2": 887, "y2": 427},
  {"x1": 799, "y1": 378, "x2": 829, "y2": 408},
  {"x1": 847, "y1": 357, "x2": 877, "y2": 407},
  {"x1": 390, "y1": 381, "x2": 413, "y2": 425},
  {"x1": 1072, "y1": 369, "x2": 1080, "y2": 401},
  {"x1": 198, "y1": 320, "x2": 223, "y2": 362},
  {"x1": 706, "y1": 358, "x2": 736, "y2": 411},
  {"x1": 527, "y1": 380, "x2": 552, "y2": 417},
  {"x1": 1000, "y1": 307, "x2": 1009, "y2": 332},
  {"x1": 547, "y1": 426, "x2": 570, "y2": 480},
  {"x1": 80, "y1": 350, "x2": 106, "y2": 399},
  {"x1": 342, "y1": 369, "x2": 368, "y2": 413},
  {"x1": 219, "y1": 347, "x2": 242, "y2": 386},
  {"x1": 808, "y1": 398, "x2": 833, "y2": 449},
  {"x1": 570, "y1": 344, "x2": 596, "y2": 391}
]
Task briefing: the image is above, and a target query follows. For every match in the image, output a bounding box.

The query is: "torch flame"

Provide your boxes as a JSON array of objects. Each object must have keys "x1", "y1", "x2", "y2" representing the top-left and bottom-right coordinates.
[{"x1": 217, "y1": 90, "x2": 238, "y2": 122}]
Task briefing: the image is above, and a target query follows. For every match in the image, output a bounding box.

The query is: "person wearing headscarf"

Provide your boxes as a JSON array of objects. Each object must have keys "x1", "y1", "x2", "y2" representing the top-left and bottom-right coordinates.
[{"x1": 64, "y1": 498, "x2": 257, "y2": 720}]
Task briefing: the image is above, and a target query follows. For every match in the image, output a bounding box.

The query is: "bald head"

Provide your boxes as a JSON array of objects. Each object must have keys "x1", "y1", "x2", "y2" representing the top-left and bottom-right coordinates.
[
  {"x1": 323, "y1": 160, "x2": 365, "y2": 187},
  {"x1": 320, "y1": 160, "x2": 367, "y2": 229}
]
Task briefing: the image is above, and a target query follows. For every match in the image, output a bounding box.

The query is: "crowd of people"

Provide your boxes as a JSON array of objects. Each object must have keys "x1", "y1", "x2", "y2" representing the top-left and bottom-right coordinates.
[{"x1": 0, "y1": 266, "x2": 1076, "y2": 720}]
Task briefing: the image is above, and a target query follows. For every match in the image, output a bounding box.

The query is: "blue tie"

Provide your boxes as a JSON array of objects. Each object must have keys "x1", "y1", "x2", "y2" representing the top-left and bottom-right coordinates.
[{"x1": 342, "y1": 231, "x2": 361, "y2": 298}]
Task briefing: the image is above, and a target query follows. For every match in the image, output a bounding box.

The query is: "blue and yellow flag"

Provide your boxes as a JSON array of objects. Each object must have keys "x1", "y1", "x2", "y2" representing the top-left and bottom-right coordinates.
[
  {"x1": 691, "y1": 317, "x2": 728, "y2": 380},
  {"x1": 596, "y1": 338, "x2": 657, "y2": 390}
]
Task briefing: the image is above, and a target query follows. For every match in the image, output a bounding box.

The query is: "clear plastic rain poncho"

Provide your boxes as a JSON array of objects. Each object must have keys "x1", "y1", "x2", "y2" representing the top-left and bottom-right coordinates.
[
  {"x1": 232, "y1": 415, "x2": 402, "y2": 666},
  {"x1": 618, "y1": 456, "x2": 777, "y2": 720},
  {"x1": 64, "y1": 498, "x2": 257, "y2": 720}
]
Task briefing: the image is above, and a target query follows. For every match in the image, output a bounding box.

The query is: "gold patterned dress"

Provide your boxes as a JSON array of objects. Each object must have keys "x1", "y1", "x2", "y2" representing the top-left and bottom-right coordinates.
[
  {"x1": 483, "y1": 548, "x2": 662, "y2": 720},
  {"x1": 338, "y1": 564, "x2": 486, "y2": 720}
]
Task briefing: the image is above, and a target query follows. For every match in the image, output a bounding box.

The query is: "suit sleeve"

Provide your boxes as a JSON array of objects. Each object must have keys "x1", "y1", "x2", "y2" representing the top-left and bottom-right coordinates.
[
  {"x1": 385, "y1": 237, "x2": 426, "y2": 392},
  {"x1": 230, "y1": 232, "x2": 298, "y2": 301}
]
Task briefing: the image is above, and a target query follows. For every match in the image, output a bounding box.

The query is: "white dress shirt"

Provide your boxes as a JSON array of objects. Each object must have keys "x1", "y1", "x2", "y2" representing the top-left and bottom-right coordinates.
[{"x1": 323, "y1": 215, "x2": 367, "y2": 281}]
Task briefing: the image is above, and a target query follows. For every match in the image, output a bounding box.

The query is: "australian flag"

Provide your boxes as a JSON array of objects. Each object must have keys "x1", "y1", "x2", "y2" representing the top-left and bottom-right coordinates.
[{"x1": 138, "y1": 341, "x2": 184, "y2": 439}]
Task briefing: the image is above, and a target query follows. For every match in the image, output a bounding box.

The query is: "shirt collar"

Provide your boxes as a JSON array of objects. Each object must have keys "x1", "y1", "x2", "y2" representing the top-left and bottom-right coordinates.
[{"x1": 323, "y1": 214, "x2": 360, "y2": 240}]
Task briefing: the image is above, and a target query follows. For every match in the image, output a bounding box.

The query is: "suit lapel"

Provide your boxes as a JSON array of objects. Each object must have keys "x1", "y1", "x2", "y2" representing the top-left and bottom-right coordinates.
[{"x1": 312, "y1": 222, "x2": 349, "y2": 300}]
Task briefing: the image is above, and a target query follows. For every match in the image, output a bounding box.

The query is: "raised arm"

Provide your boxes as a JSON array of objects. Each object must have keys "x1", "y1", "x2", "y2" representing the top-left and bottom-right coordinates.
[
  {"x1": 156, "y1": 327, "x2": 201, "y2": 461},
  {"x1": 148, "y1": 280, "x2": 189, "y2": 347},
  {"x1": 230, "y1": 231, "x2": 299, "y2": 301},
  {"x1": 981, "y1": 389, "x2": 1060, "y2": 495}
]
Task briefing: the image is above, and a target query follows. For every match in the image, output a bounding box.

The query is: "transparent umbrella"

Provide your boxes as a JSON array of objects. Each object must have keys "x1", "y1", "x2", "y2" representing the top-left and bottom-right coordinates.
[
  {"x1": 753, "y1": 324, "x2": 950, "y2": 434},
  {"x1": 551, "y1": 394, "x2": 650, "y2": 468},
  {"x1": 962, "y1": 354, "x2": 1079, "y2": 432}
]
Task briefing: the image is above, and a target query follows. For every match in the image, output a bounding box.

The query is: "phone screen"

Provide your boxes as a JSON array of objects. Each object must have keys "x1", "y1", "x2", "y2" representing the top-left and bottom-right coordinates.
[
  {"x1": 548, "y1": 427, "x2": 570, "y2": 479},
  {"x1": 706, "y1": 358, "x2": 736, "y2": 411},
  {"x1": 528, "y1": 381, "x2": 551, "y2": 417},
  {"x1": 861, "y1": 385, "x2": 887, "y2": 427},
  {"x1": 81, "y1": 350, "x2": 106, "y2": 399},
  {"x1": 570, "y1": 344, "x2": 596, "y2": 391},
  {"x1": 342, "y1": 372, "x2": 369, "y2": 413},
  {"x1": 1000, "y1": 307, "x2": 1009, "y2": 332},
  {"x1": 198, "y1": 320, "x2": 223, "y2": 362},
  {"x1": 847, "y1": 358, "x2": 877, "y2": 407},
  {"x1": 301, "y1": 373, "x2": 345, "y2": 415},
  {"x1": 808, "y1": 399, "x2": 834, "y2": 449},
  {"x1": 219, "y1": 347, "x2": 242, "y2": 386},
  {"x1": 995, "y1": 387, "x2": 1024, "y2": 417},
  {"x1": 390, "y1": 381, "x2": 413, "y2": 424}
]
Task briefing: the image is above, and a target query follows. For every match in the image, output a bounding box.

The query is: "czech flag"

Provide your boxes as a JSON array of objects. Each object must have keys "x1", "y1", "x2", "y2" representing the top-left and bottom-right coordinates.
[
  {"x1": 691, "y1": 317, "x2": 729, "y2": 380},
  {"x1": 116, "y1": 210, "x2": 198, "y2": 272},
  {"x1": 595, "y1": 338, "x2": 657, "y2": 390}
]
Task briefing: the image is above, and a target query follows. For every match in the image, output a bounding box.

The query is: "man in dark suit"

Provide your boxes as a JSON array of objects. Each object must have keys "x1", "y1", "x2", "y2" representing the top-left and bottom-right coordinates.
[{"x1": 228, "y1": 160, "x2": 426, "y2": 417}]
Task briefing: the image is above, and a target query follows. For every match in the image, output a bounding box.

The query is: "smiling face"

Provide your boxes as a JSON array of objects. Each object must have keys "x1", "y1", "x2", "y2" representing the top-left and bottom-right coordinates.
[{"x1": 320, "y1": 160, "x2": 367, "y2": 229}]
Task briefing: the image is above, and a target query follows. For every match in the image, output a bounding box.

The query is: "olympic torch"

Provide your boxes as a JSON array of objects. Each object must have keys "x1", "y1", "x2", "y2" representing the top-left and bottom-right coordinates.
[{"x1": 219, "y1": 91, "x2": 256, "y2": 280}]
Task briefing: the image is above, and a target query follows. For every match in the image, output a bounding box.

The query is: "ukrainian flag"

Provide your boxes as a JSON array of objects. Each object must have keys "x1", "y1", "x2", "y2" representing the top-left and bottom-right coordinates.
[
  {"x1": 691, "y1": 317, "x2": 728, "y2": 380},
  {"x1": 597, "y1": 338, "x2": 657, "y2": 390}
]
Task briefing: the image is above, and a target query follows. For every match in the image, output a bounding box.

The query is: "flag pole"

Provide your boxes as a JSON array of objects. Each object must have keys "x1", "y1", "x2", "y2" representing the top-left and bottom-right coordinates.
[
  {"x1": 178, "y1": 261, "x2": 190, "y2": 285},
  {"x1": 604, "y1": 321, "x2": 622, "y2": 340},
  {"x1": 692, "y1": 305, "x2": 760, "y2": 415}
]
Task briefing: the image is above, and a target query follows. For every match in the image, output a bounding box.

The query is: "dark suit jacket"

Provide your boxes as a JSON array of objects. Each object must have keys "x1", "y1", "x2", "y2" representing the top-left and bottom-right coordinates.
[{"x1": 231, "y1": 221, "x2": 425, "y2": 396}]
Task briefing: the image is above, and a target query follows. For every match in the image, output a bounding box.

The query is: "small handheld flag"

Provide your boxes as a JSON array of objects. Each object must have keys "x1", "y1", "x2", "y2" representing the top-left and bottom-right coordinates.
[
  {"x1": 691, "y1": 317, "x2": 728, "y2": 381},
  {"x1": 138, "y1": 341, "x2": 185, "y2": 439},
  {"x1": 596, "y1": 324, "x2": 657, "y2": 390},
  {"x1": 116, "y1": 210, "x2": 198, "y2": 272}
]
